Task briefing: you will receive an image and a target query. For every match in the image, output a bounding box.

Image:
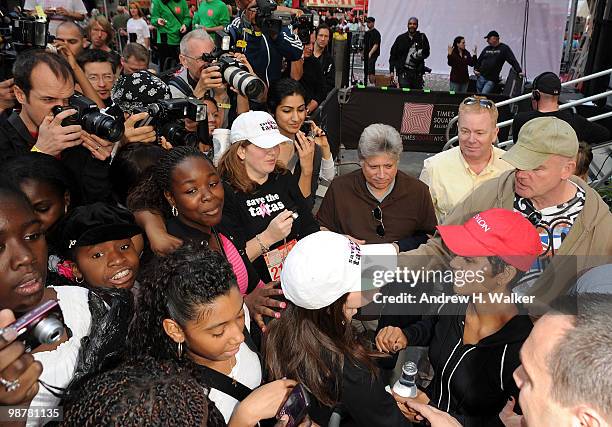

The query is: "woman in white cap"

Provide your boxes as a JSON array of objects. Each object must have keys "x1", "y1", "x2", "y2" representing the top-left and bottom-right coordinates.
[
  {"x1": 264, "y1": 230, "x2": 412, "y2": 426},
  {"x1": 218, "y1": 111, "x2": 320, "y2": 284}
]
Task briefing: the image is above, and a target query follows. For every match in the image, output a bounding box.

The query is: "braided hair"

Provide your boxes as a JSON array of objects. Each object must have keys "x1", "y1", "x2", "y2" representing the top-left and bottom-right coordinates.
[
  {"x1": 61, "y1": 355, "x2": 226, "y2": 426},
  {"x1": 127, "y1": 243, "x2": 237, "y2": 361},
  {"x1": 126, "y1": 146, "x2": 211, "y2": 217}
]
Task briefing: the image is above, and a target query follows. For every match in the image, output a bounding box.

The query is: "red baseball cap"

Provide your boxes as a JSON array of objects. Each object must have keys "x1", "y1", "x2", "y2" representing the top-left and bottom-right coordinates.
[{"x1": 437, "y1": 208, "x2": 542, "y2": 271}]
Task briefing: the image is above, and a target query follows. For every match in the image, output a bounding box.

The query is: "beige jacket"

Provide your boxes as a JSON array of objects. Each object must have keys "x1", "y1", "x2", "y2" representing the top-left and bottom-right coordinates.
[{"x1": 398, "y1": 170, "x2": 612, "y2": 305}]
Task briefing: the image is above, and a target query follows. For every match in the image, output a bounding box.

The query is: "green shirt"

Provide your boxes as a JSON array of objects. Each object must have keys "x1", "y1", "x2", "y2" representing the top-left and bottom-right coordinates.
[
  {"x1": 151, "y1": 0, "x2": 191, "y2": 45},
  {"x1": 192, "y1": 0, "x2": 230, "y2": 38}
]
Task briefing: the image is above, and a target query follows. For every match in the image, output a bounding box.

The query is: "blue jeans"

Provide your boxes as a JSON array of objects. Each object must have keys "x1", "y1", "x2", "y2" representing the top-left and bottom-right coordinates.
[
  {"x1": 476, "y1": 75, "x2": 495, "y2": 94},
  {"x1": 449, "y1": 81, "x2": 468, "y2": 93}
]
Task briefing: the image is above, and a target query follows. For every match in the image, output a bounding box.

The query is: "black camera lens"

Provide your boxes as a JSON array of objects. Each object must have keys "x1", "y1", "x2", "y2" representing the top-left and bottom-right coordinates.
[
  {"x1": 82, "y1": 111, "x2": 125, "y2": 142},
  {"x1": 159, "y1": 121, "x2": 197, "y2": 147}
]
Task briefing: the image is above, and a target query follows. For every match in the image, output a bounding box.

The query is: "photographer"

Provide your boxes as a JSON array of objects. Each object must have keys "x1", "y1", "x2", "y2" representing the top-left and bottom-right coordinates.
[
  {"x1": 169, "y1": 29, "x2": 229, "y2": 123},
  {"x1": 111, "y1": 70, "x2": 172, "y2": 147},
  {"x1": 170, "y1": 29, "x2": 252, "y2": 129},
  {"x1": 0, "y1": 51, "x2": 116, "y2": 202},
  {"x1": 225, "y1": 0, "x2": 303, "y2": 86},
  {"x1": 389, "y1": 17, "x2": 430, "y2": 89}
]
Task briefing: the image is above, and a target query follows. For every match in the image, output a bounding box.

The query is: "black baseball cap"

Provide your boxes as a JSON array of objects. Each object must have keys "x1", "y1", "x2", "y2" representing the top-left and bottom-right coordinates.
[
  {"x1": 534, "y1": 72, "x2": 561, "y2": 95},
  {"x1": 485, "y1": 30, "x2": 500, "y2": 39},
  {"x1": 366, "y1": 16, "x2": 375, "y2": 23},
  {"x1": 59, "y1": 203, "x2": 142, "y2": 255}
]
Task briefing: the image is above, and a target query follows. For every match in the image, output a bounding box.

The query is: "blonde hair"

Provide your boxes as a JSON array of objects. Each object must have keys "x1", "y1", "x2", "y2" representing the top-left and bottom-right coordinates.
[
  {"x1": 88, "y1": 15, "x2": 115, "y2": 45},
  {"x1": 458, "y1": 95, "x2": 499, "y2": 126}
]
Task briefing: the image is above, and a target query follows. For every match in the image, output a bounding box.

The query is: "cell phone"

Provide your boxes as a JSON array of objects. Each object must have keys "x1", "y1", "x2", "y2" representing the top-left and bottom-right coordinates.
[
  {"x1": 299, "y1": 119, "x2": 314, "y2": 137},
  {"x1": 276, "y1": 384, "x2": 311, "y2": 427},
  {"x1": 129, "y1": 33, "x2": 137, "y2": 43},
  {"x1": 8, "y1": 300, "x2": 64, "y2": 352}
]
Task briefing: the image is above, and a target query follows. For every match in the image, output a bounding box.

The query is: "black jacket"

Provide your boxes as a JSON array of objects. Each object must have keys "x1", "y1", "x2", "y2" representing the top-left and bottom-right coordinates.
[
  {"x1": 0, "y1": 112, "x2": 112, "y2": 205},
  {"x1": 220, "y1": 172, "x2": 319, "y2": 282},
  {"x1": 300, "y1": 56, "x2": 327, "y2": 107},
  {"x1": 402, "y1": 303, "x2": 532, "y2": 427},
  {"x1": 389, "y1": 31, "x2": 430, "y2": 74},
  {"x1": 315, "y1": 50, "x2": 336, "y2": 99},
  {"x1": 475, "y1": 43, "x2": 522, "y2": 82},
  {"x1": 309, "y1": 360, "x2": 413, "y2": 427},
  {"x1": 512, "y1": 109, "x2": 610, "y2": 145}
]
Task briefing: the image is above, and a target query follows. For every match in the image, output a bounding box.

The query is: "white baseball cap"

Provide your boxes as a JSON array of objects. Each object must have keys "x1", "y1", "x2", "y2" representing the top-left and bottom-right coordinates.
[
  {"x1": 230, "y1": 110, "x2": 291, "y2": 149},
  {"x1": 281, "y1": 231, "x2": 397, "y2": 310}
]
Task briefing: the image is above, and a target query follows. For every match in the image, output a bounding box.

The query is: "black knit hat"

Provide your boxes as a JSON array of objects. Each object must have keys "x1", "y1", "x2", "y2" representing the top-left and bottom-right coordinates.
[
  {"x1": 111, "y1": 70, "x2": 171, "y2": 114},
  {"x1": 59, "y1": 203, "x2": 142, "y2": 254}
]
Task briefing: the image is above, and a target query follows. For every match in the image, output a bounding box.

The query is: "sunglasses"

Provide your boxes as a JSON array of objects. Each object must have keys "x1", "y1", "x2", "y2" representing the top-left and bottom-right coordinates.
[
  {"x1": 462, "y1": 97, "x2": 494, "y2": 109},
  {"x1": 372, "y1": 205, "x2": 385, "y2": 237}
]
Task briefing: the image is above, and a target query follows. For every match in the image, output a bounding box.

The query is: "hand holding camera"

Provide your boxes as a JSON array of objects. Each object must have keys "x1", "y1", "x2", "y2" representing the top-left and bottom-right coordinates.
[
  {"x1": 36, "y1": 108, "x2": 83, "y2": 156},
  {"x1": 124, "y1": 112, "x2": 157, "y2": 144},
  {"x1": 196, "y1": 65, "x2": 224, "y2": 93},
  {"x1": 0, "y1": 309, "x2": 43, "y2": 405}
]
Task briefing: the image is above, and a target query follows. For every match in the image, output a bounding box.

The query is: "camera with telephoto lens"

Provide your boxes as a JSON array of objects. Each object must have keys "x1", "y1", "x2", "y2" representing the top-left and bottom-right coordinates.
[
  {"x1": 7, "y1": 300, "x2": 65, "y2": 352},
  {"x1": 205, "y1": 32, "x2": 265, "y2": 101},
  {"x1": 52, "y1": 93, "x2": 125, "y2": 142},
  {"x1": 134, "y1": 98, "x2": 209, "y2": 147},
  {"x1": 0, "y1": 11, "x2": 55, "y2": 80}
]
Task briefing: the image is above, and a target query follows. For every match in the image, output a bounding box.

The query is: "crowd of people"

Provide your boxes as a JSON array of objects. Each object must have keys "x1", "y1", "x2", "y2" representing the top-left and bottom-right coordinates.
[{"x1": 0, "y1": 0, "x2": 610, "y2": 426}]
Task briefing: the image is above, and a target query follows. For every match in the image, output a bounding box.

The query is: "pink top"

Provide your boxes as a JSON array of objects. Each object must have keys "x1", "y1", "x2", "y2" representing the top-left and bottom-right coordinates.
[{"x1": 220, "y1": 234, "x2": 264, "y2": 295}]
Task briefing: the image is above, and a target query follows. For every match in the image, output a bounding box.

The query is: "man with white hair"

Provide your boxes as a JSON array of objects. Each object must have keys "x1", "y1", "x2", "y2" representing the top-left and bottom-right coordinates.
[
  {"x1": 317, "y1": 123, "x2": 436, "y2": 247},
  {"x1": 167, "y1": 29, "x2": 221, "y2": 99}
]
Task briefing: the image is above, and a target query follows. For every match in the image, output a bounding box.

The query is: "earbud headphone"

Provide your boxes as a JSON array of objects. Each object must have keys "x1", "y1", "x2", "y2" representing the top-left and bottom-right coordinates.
[{"x1": 531, "y1": 71, "x2": 558, "y2": 102}]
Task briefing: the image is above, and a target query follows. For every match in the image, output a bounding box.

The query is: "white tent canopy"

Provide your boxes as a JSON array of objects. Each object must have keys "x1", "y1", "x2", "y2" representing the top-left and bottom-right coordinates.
[{"x1": 368, "y1": 0, "x2": 568, "y2": 79}]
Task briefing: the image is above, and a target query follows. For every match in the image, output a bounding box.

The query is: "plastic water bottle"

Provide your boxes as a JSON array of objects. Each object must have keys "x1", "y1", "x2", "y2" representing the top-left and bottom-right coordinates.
[{"x1": 392, "y1": 361, "x2": 418, "y2": 398}]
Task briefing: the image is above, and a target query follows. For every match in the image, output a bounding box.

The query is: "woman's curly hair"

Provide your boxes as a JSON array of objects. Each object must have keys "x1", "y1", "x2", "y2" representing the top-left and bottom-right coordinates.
[
  {"x1": 61, "y1": 355, "x2": 225, "y2": 426},
  {"x1": 127, "y1": 243, "x2": 238, "y2": 361}
]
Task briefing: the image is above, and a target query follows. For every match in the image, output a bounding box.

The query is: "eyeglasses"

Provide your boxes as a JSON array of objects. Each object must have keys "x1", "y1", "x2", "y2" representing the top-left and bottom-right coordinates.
[
  {"x1": 372, "y1": 205, "x2": 385, "y2": 237},
  {"x1": 462, "y1": 97, "x2": 494, "y2": 109},
  {"x1": 87, "y1": 74, "x2": 115, "y2": 83}
]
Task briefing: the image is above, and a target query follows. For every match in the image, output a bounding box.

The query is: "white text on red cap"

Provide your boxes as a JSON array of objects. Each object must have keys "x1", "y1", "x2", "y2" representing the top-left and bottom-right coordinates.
[{"x1": 473, "y1": 214, "x2": 491, "y2": 232}]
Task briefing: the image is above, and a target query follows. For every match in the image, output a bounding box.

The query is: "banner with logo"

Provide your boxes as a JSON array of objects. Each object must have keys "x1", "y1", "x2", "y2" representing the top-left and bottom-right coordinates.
[{"x1": 328, "y1": 87, "x2": 511, "y2": 153}]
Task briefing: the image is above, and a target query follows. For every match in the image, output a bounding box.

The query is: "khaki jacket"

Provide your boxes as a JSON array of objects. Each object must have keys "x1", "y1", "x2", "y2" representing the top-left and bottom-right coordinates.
[{"x1": 398, "y1": 170, "x2": 612, "y2": 305}]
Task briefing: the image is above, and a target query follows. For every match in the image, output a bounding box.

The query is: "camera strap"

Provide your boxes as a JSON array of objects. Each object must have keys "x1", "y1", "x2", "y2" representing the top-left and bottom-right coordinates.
[
  {"x1": 167, "y1": 76, "x2": 194, "y2": 98},
  {"x1": 194, "y1": 363, "x2": 253, "y2": 402}
]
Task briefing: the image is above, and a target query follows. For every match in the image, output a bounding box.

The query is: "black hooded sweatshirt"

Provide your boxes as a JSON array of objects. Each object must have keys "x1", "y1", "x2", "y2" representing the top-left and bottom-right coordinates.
[{"x1": 402, "y1": 303, "x2": 532, "y2": 427}]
